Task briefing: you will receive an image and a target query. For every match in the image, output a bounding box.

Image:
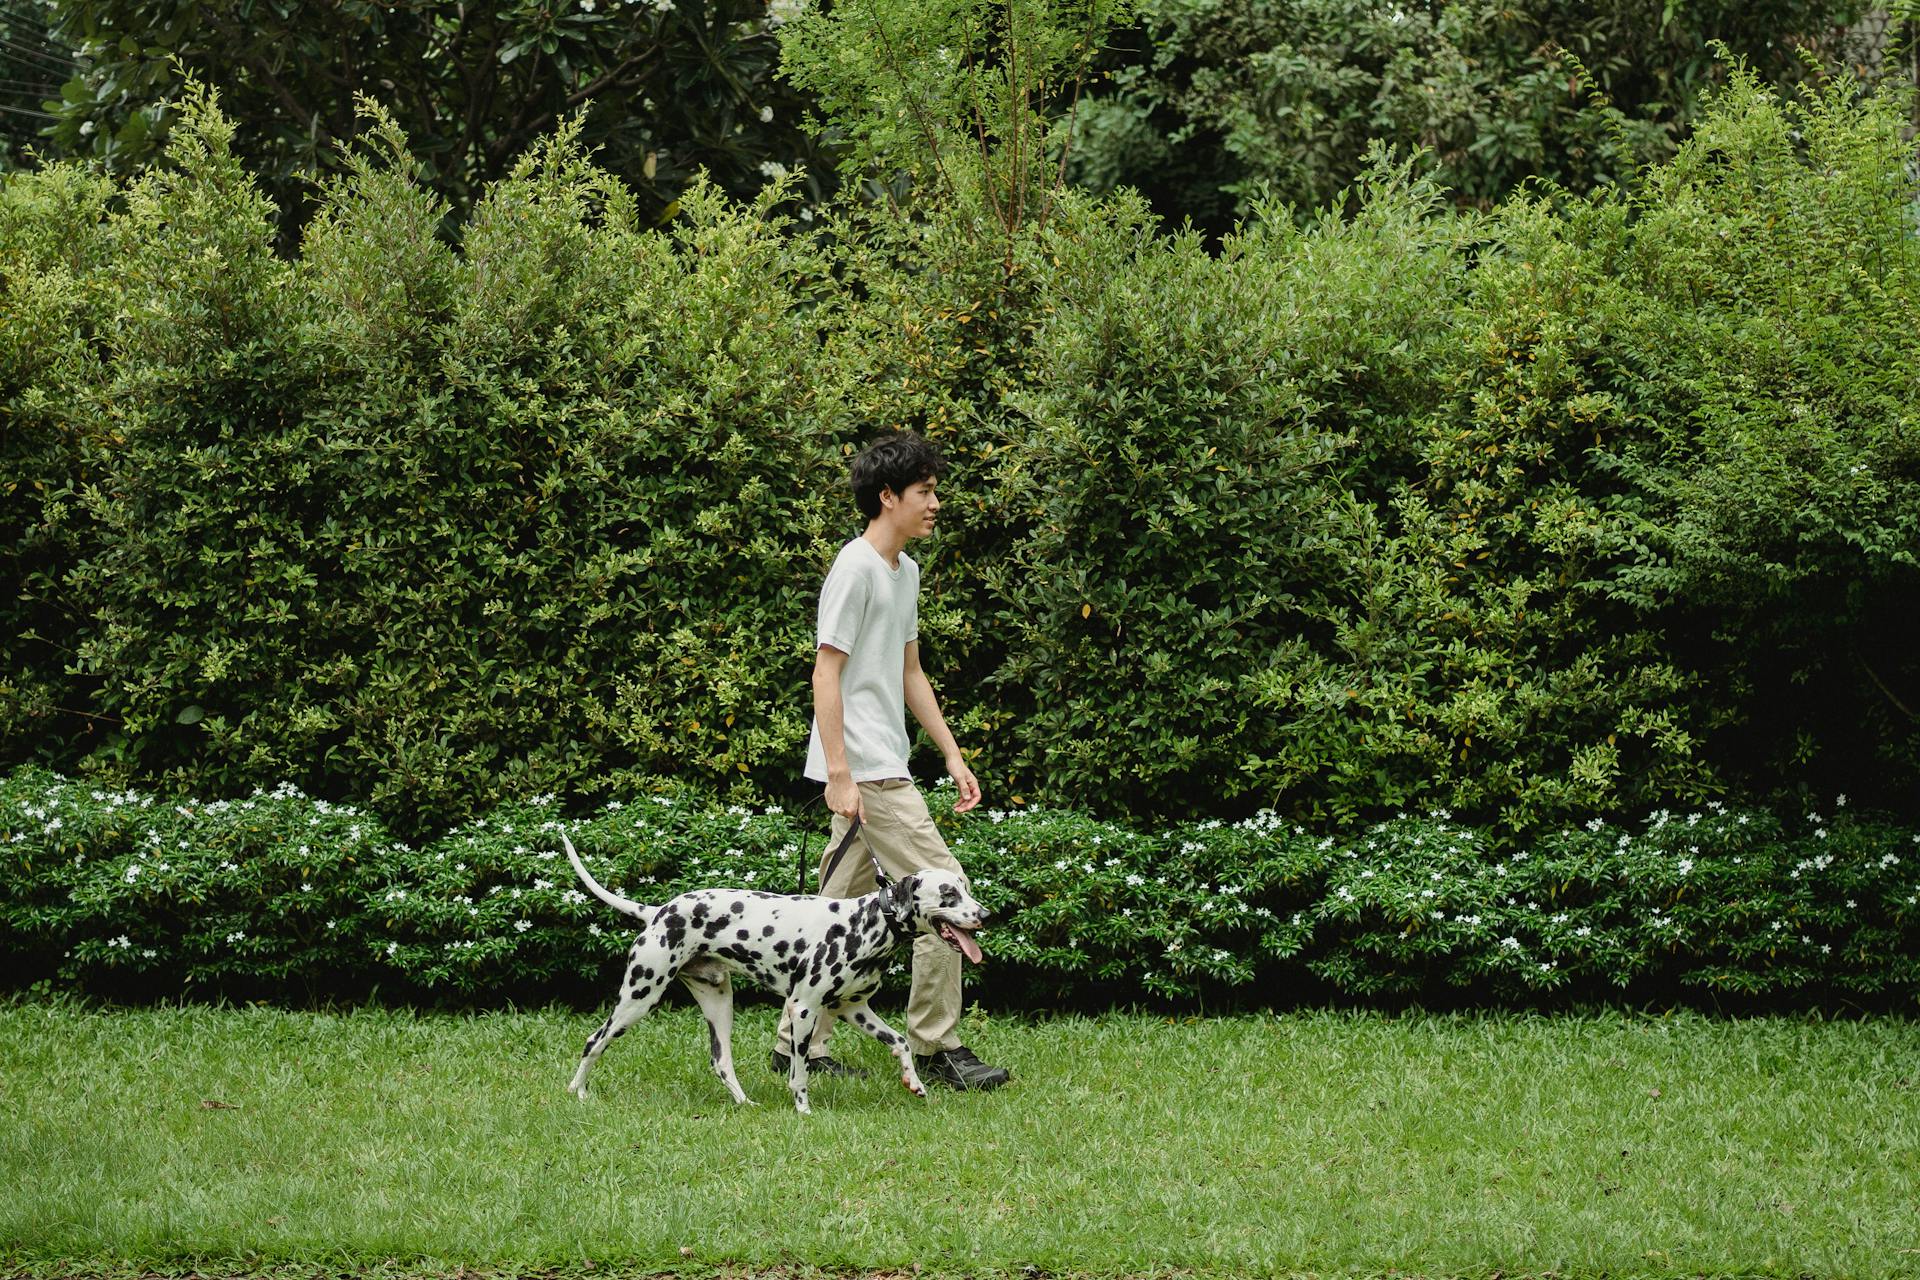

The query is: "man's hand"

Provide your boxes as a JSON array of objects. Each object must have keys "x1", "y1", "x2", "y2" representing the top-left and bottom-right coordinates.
[
  {"x1": 825, "y1": 773, "x2": 864, "y2": 824},
  {"x1": 945, "y1": 758, "x2": 982, "y2": 813}
]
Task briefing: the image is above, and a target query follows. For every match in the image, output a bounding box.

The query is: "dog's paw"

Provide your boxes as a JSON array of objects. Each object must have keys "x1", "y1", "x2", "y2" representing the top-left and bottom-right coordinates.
[{"x1": 902, "y1": 1072, "x2": 927, "y2": 1098}]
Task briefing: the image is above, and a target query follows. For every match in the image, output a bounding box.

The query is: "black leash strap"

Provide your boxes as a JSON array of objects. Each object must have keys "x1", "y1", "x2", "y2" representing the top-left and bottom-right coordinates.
[{"x1": 800, "y1": 815, "x2": 864, "y2": 894}]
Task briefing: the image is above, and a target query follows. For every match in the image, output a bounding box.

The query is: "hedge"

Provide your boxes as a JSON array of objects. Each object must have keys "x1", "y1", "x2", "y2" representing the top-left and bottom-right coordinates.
[
  {"x1": 5, "y1": 68, "x2": 1918, "y2": 841},
  {"x1": 5, "y1": 765, "x2": 1916, "y2": 1010}
]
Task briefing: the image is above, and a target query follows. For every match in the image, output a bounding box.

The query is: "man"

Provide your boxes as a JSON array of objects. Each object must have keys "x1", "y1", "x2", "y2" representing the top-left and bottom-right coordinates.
[{"x1": 770, "y1": 431, "x2": 1012, "y2": 1091}]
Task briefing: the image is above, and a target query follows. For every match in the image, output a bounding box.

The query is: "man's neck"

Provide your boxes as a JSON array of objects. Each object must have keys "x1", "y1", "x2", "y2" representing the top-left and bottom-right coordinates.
[{"x1": 863, "y1": 523, "x2": 909, "y2": 569}]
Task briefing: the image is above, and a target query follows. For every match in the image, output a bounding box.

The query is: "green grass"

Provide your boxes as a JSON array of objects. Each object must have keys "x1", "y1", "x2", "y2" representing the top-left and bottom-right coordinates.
[{"x1": 2, "y1": 999, "x2": 1917, "y2": 1279}]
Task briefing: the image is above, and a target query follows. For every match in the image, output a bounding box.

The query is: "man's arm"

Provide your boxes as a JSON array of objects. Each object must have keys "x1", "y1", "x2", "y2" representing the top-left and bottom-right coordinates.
[
  {"x1": 903, "y1": 640, "x2": 981, "y2": 813},
  {"x1": 812, "y1": 644, "x2": 864, "y2": 822}
]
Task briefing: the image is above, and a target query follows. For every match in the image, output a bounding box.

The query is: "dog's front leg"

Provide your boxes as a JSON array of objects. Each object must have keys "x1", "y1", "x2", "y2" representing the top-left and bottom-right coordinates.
[{"x1": 839, "y1": 998, "x2": 926, "y2": 1099}]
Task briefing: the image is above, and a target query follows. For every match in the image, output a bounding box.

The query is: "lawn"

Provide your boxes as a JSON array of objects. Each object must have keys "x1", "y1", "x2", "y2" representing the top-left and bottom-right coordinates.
[{"x1": 2, "y1": 999, "x2": 1916, "y2": 1279}]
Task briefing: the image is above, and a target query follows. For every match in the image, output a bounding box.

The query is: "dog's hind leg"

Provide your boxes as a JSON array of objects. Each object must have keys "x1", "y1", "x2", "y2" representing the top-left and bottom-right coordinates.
[
  {"x1": 567, "y1": 946, "x2": 673, "y2": 1099},
  {"x1": 679, "y1": 960, "x2": 753, "y2": 1106},
  {"x1": 837, "y1": 998, "x2": 926, "y2": 1098},
  {"x1": 784, "y1": 1000, "x2": 822, "y2": 1115}
]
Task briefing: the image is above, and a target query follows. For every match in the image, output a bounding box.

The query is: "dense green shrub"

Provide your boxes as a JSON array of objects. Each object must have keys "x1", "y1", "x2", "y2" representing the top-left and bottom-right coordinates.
[
  {"x1": 6, "y1": 766, "x2": 1915, "y2": 1008},
  {"x1": 1593, "y1": 70, "x2": 1920, "y2": 793},
  {"x1": 10, "y1": 94, "x2": 850, "y2": 837},
  {"x1": 975, "y1": 160, "x2": 1463, "y2": 819},
  {"x1": 4, "y1": 68, "x2": 1917, "y2": 837}
]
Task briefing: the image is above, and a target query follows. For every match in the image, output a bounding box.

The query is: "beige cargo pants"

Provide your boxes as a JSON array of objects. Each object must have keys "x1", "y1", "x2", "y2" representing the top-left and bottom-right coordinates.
[{"x1": 775, "y1": 779, "x2": 967, "y2": 1058}]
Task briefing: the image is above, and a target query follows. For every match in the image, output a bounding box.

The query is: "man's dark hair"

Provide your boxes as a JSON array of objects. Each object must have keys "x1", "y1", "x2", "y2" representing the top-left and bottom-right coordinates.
[{"x1": 849, "y1": 431, "x2": 949, "y2": 521}]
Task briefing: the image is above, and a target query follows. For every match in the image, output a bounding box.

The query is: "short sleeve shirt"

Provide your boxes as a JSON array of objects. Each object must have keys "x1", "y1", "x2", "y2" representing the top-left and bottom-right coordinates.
[{"x1": 804, "y1": 538, "x2": 918, "y2": 782}]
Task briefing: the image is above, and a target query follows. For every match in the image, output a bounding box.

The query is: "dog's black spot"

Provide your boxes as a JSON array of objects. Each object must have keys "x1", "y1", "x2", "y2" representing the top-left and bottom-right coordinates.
[
  {"x1": 736, "y1": 928, "x2": 751, "y2": 941},
  {"x1": 707, "y1": 1020, "x2": 721, "y2": 1064},
  {"x1": 939, "y1": 883, "x2": 962, "y2": 908},
  {"x1": 729, "y1": 900, "x2": 745, "y2": 914},
  {"x1": 761, "y1": 925, "x2": 775, "y2": 937},
  {"x1": 773, "y1": 940, "x2": 789, "y2": 956},
  {"x1": 828, "y1": 901, "x2": 840, "y2": 914}
]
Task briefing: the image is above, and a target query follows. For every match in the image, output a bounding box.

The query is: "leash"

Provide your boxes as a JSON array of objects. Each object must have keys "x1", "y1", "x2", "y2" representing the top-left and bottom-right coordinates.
[
  {"x1": 798, "y1": 814, "x2": 864, "y2": 894},
  {"x1": 798, "y1": 809, "x2": 910, "y2": 940}
]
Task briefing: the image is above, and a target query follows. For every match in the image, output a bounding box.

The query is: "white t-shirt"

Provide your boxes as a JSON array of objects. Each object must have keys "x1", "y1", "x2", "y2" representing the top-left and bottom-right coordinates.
[{"x1": 804, "y1": 537, "x2": 918, "y2": 782}]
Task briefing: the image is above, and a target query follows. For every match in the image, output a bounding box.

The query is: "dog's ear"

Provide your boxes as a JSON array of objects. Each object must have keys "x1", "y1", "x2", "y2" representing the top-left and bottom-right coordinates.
[{"x1": 893, "y1": 872, "x2": 920, "y2": 905}]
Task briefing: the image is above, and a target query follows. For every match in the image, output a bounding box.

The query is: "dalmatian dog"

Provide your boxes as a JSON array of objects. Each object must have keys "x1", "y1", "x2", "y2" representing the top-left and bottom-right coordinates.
[{"x1": 560, "y1": 831, "x2": 987, "y2": 1114}]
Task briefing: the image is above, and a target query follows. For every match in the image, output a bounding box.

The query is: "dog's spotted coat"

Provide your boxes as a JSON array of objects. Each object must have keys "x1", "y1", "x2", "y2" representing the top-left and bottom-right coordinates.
[{"x1": 561, "y1": 832, "x2": 986, "y2": 1113}]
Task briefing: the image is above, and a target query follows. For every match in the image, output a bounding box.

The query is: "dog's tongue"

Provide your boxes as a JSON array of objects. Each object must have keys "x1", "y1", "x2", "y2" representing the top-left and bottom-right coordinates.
[{"x1": 941, "y1": 923, "x2": 984, "y2": 964}]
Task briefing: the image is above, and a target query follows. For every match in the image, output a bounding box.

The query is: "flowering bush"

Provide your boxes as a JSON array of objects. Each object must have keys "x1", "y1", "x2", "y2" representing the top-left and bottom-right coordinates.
[{"x1": 3, "y1": 766, "x2": 1916, "y2": 1008}]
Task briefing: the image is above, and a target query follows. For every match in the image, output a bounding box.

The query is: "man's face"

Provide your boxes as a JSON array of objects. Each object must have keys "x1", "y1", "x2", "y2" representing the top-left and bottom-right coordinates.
[{"x1": 884, "y1": 476, "x2": 940, "y2": 538}]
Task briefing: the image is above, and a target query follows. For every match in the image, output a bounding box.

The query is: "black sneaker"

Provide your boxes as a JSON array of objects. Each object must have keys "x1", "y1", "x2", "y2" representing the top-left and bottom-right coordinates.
[
  {"x1": 768, "y1": 1049, "x2": 870, "y2": 1079},
  {"x1": 915, "y1": 1045, "x2": 1011, "y2": 1091}
]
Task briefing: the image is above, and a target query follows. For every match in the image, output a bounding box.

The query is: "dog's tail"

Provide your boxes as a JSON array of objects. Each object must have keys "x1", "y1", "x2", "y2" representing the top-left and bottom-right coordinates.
[{"x1": 561, "y1": 831, "x2": 656, "y2": 925}]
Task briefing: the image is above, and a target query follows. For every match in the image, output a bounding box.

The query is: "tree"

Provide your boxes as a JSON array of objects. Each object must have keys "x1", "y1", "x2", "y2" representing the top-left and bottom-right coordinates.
[
  {"x1": 0, "y1": 0, "x2": 73, "y2": 168},
  {"x1": 36, "y1": 0, "x2": 828, "y2": 231},
  {"x1": 778, "y1": 0, "x2": 1135, "y2": 254},
  {"x1": 1066, "y1": 0, "x2": 1880, "y2": 237}
]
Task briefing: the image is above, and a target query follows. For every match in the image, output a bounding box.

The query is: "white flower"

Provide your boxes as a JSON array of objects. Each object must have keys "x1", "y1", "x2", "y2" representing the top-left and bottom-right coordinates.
[
  {"x1": 1677, "y1": 859, "x2": 1693, "y2": 876},
  {"x1": 515, "y1": 920, "x2": 532, "y2": 933},
  {"x1": 759, "y1": 105, "x2": 773, "y2": 123},
  {"x1": 1500, "y1": 936, "x2": 1521, "y2": 950}
]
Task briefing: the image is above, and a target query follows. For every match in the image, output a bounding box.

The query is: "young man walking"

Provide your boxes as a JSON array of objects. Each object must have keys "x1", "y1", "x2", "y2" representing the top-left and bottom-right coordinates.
[{"x1": 770, "y1": 431, "x2": 1011, "y2": 1091}]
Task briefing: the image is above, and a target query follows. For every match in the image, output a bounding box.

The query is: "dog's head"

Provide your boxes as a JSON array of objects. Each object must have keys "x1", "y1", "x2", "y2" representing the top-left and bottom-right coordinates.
[{"x1": 886, "y1": 867, "x2": 988, "y2": 964}]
